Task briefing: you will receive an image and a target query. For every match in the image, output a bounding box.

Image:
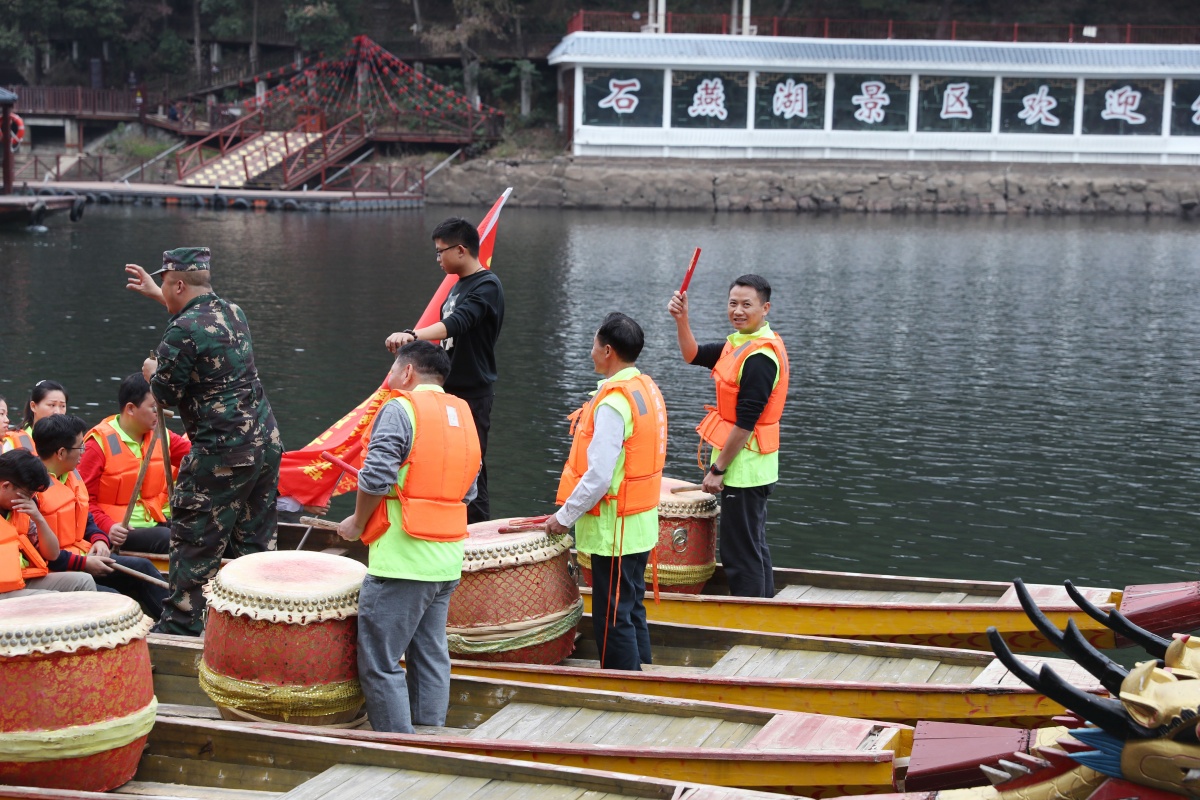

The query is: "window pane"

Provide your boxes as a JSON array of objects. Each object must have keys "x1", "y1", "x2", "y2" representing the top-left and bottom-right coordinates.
[
  {"x1": 583, "y1": 68, "x2": 664, "y2": 127},
  {"x1": 755, "y1": 72, "x2": 826, "y2": 130},
  {"x1": 1171, "y1": 79, "x2": 1200, "y2": 136},
  {"x1": 917, "y1": 76, "x2": 993, "y2": 132},
  {"x1": 1000, "y1": 78, "x2": 1075, "y2": 135},
  {"x1": 832, "y1": 74, "x2": 910, "y2": 132},
  {"x1": 1082, "y1": 80, "x2": 1163, "y2": 135},
  {"x1": 671, "y1": 71, "x2": 750, "y2": 129}
]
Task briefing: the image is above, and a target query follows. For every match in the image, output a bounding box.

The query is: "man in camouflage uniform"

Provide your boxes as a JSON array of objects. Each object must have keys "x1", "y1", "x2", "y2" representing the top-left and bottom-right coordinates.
[{"x1": 126, "y1": 247, "x2": 283, "y2": 636}]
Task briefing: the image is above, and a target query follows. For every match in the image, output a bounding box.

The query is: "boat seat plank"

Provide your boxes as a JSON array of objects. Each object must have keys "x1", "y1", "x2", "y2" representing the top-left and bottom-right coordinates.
[
  {"x1": 662, "y1": 715, "x2": 724, "y2": 748},
  {"x1": 568, "y1": 710, "x2": 631, "y2": 745},
  {"x1": 782, "y1": 649, "x2": 842, "y2": 679},
  {"x1": 699, "y1": 720, "x2": 761, "y2": 749},
  {"x1": 928, "y1": 663, "x2": 986, "y2": 685},
  {"x1": 743, "y1": 647, "x2": 805, "y2": 679},
  {"x1": 156, "y1": 703, "x2": 223, "y2": 720},
  {"x1": 115, "y1": 781, "x2": 280, "y2": 800},
  {"x1": 773, "y1": 583, "x2": 815, "y2": 600},
  {"x1": 424, "y1": 775, "x2": 495, "y2": 800},
  {"x1": 547, "y1": 707, "x2": 604, "y2": 743},
  {"x1": 830, "y1": 653, "x2": 886, "y2": 683},
  {"x1": 473, "y1": 702, "x2": 565, "y2": 742},
  {"x1": 280, "y1": 765, "x2": 416, "y2": 800},
  {"x1": 600, "y1": 711, "x2": 670, "y2": 745},
  {"x1": 806, "y1": 652, "x2": 861, "y2": 680},
  {"x1": 961, "y1": 593, "x2": 1001, "y2": 604},
  {"x1": 858, "y1": 656, "x2": 912, "y2": 684},
  {"x1": 621, "y1": 714, "x2": 677, "y2": 747},
  {"x1": 931, "y1": 591, "x2": 968, "y2": 603},
  {"x1": 895, "y1": 658, "x2": 943, "y2": 684},
  {"x1": 708, "y1": 644, "x2": 760, "y2": 676}
]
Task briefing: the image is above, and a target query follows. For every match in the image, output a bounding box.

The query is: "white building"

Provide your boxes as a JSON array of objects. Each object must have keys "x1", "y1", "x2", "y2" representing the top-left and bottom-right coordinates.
[{"x1": 548, "y1": 32, "x2": 1200, "y2": 164}]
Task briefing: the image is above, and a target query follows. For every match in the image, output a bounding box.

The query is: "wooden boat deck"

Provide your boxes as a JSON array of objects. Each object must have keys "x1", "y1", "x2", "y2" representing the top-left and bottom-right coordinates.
[{"x1": 773, "y1": 586, "x2": 999, "y2": 605}]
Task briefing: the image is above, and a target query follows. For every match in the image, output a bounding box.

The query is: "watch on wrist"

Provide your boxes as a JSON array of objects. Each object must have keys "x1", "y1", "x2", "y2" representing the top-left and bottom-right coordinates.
[
  {"x1": 403, "y1": 328, "x2": 417, "y2": 339},
  {"x1": 709, "y1": 464, "x2": 726, "y2": 476}
]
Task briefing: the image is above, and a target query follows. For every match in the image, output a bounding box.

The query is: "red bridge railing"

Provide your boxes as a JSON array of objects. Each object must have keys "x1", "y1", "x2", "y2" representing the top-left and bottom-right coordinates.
[
  {"x1": 5, "y1": 86, "x2": 141, "y2": 116},
  {"x1": 175, "y1": 109, "x2": 265, "y2": 180}
]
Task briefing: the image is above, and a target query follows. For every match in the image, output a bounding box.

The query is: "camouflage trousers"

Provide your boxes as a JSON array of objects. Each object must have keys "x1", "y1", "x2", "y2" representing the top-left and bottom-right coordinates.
[{"x1": 158, "y1": 443, "x2": 283, "y2": 636}]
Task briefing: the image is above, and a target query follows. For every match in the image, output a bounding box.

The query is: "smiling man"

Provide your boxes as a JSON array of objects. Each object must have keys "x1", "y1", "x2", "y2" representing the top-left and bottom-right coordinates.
[{"x1": 667, "y1": 274, "x2": 790, "y2": 598}]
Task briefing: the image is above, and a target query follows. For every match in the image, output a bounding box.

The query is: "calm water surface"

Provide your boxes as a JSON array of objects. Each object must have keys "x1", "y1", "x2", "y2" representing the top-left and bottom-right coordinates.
[{"x1": 2, "y1": 205, "x2": 1198, "y2": 588}]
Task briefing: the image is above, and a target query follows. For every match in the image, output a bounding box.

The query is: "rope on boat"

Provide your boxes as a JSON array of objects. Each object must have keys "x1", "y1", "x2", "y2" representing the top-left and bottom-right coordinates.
[
  {"x1": 576, "y1": 551, "x2": 716, "y2": 587},
  {"x1": 447, "y1": 599, "x2": 583, "y2": 655},
  {"x1": 198, "y1": 659, "x2": 363, "y2": 720}
]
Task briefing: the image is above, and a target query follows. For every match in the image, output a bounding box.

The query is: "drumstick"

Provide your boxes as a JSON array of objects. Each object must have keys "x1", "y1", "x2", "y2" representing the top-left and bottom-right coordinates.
[
  {"x1": 320, "y1": 451, "x2": 360, "y2": 477},
  {"x1": 497, "y1": 523, "x2": 550, "y2": 534},
  {"x1": 108, "y1": 560, "x2": 170, "y2": 589},
  {"x1": 121, "y1": 424, "x2": 161, "y2": 530},
  {"x1": 679, "y1": 248, "x2": 702, "y2": 294},
  {"x1": 156, "y1": 405, "x2": 174, "y2": 497},
  {"x1": 670, "y1": 483, "x2": 707, "y2": 494},
  {"x1": 299, "y1": 516, "x2": 341, "y2": 530}
]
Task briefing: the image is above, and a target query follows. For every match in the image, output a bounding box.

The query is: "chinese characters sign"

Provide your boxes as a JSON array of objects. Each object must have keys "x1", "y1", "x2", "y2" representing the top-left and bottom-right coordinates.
[
  {"x1": 671, "y1": 71, "x2": 748, "y2": 129},
  {"x1": 583, "y1": 68, "x2": 664, "y2": 127},
  {"x1": 1000, "y1": 78, "x2": 1075, "y2": 134},
  {"x1": 1082, "y1": 80, "x2": 1163, "y2": 135},
  {"x1": 833, "y1": 74, "x2": 909, "y2": 131},
  {"x1": 755, "y1": 73, "x2": 825, "y2": 129},
  {"x1": 917, "y1": 77, "x2": 992, "y2": 132},
  {"x1": 1171, "y1": 79, "x2": 1200, "y2": 136}
]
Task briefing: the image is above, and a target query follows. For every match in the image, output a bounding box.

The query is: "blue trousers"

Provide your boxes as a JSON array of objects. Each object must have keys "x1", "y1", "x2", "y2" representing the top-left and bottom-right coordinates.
[
  {"x1": 356, "y1": 574, "x2": 459, "y2": 733},
  {"x1": 589, "y1": 549, "x2": 652, "y2": 671}
]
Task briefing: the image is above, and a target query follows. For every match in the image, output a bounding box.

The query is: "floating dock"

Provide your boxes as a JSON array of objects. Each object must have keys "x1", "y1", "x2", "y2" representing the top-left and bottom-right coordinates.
[{"x1": 9, "y1": 180, "x2": 422, "y2": 212}]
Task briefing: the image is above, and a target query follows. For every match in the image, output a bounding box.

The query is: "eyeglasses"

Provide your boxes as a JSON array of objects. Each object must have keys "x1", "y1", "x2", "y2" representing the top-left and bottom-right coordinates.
[
  {"x1": 66, "y1": 446, "x2": 86, "y2": 452},
  {"x1": 435, "y1": 245, "x2": 458, "y2": 258}
]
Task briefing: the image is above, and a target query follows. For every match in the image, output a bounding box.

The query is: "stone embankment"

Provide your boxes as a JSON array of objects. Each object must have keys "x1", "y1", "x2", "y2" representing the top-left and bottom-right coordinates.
[{"x1": 426, "y1": 157, "x2": 1200, "y2": 215}]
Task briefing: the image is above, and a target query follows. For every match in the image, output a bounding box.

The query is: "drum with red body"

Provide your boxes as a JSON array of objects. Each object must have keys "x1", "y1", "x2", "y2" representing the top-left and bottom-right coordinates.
[
  {"x1": 199, "y1": 550, "x2": 368, "y2": 725},
  {"x1": 577, "y1": 477, "x2": 718, "y2": 594},
  {"x1": 0, "y1": 593, "x2": 155, "y2": 791},
  {"x1": 448, "y1": 519, "x2": 582, "y2": 664}
]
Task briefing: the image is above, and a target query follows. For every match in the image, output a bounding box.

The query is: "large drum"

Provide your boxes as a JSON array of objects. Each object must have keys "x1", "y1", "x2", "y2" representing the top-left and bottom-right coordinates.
[
  {"x1": 448, "y1": 519, "x2": 582, "y2": 664},
  {"x1": 0, "y1": 593, "x2": 155, "y2": 791},
  {"x1": 577, "y1": 477, "x2": 719, "y2": 594},
  {"x1": 199, "y1": 550, "x2": 368, "y2": 726}
]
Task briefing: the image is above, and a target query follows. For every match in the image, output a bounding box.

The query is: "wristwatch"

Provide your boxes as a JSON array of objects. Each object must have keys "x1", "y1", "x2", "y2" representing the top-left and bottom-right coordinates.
[
  {"x1": 709, "y1": 464, "x2": 726, "y2": 476},
  {"x1": 403, "y1": 328, "x2": 417, "y2": 339}
]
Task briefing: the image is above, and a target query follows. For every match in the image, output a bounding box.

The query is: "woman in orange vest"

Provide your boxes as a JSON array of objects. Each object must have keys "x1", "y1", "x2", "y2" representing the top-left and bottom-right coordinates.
[
  {"x1": 548, "y1": 313, "x2": 667, "y2": 670},
  {"x1": 0, "y1": 394, "x2": 34, "y2": 454},
  {"x1": 21, "y1": 380, "x2": 68, "y2": 436},
  {"x1": 668, "y1": 274, "x2": 789, "y2": 598},
  {"x1": 0, "y1": 449, "x2": 96, "y2": 596}
]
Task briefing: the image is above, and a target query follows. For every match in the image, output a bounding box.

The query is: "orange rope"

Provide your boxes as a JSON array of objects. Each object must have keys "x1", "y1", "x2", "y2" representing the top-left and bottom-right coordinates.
[{"x1": 598, "y1": 514, "x2": 626, "y2": 669}]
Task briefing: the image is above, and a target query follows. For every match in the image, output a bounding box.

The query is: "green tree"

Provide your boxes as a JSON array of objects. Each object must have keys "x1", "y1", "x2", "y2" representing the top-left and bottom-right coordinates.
[{"x1": 283, "y1": 0, "x2": 360, "y2": 54}]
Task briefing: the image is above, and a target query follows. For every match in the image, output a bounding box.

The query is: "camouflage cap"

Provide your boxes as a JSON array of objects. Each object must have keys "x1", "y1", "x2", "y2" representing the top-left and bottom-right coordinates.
[{"x1": 151, "y1": 247, "x2": 211, "y2": 275}]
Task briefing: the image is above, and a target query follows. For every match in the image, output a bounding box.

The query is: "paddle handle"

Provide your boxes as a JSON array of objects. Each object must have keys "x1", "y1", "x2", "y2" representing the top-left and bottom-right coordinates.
[
  {"x1": 320, "y1": 451, "x2": 360, "y2": 477},
  {"x1": 679, "y1": 248, "x2": 702, "y2": 294},
  {"x1": 156, "y1": 406, "x2": 174, "y2": 497},
  {"x1": 108, "y1": 560, "x2": 170, "y2": 589}
]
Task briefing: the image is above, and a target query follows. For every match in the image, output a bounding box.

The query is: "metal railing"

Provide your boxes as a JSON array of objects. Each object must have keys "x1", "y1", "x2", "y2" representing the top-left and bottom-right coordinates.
[
  {"x1": 175, "y1": 109, "x2": 266, "y2": 180},
  {"x1": 566, "y1": 10, "x2": 1200, "y2": 45},
  {"x1": 6, "y1": 86, "x2": 140, "y2": 116},
  {"x1": 319, "y1": 163, "x2": 425, "y2": 197},
  {"x1": 12, "y1": 153, "x2": 171, "y2": 183},
  {"x1": 240, "y1": 113, "x2": 367, "y2": 189}
]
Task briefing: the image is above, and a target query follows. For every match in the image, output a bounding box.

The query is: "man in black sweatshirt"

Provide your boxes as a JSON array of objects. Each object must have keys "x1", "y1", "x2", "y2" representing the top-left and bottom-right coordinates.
[{"x1": 386, "y1": 217, "x2": 505, "y2": 524}]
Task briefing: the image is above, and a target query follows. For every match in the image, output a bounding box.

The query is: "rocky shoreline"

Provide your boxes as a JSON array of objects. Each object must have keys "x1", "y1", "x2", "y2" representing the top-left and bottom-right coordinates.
[{"x1": 426, "y1": 157, "x2": 1200, "y2": 216}]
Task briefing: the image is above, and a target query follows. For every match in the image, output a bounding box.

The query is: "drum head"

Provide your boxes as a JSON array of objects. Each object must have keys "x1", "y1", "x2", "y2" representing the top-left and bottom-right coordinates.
[
  {"x1": 205, "y1": 551, "x2": 367, "y2": 623},
  {"x1": 463, "y1": 518, "x2": 571, "y2": 572},
  {"x1": 0, "y1": 593, "x2": 150, "y2": 657},
  {"x1": 659, "y1": 476, "x2": 718, "y2": 514}
]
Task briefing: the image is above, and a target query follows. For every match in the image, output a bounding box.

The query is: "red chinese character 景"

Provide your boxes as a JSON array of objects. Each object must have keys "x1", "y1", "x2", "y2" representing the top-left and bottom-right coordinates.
[
  {"x1": 598, "y1": 78, "x2": 642, "y2": 115},
  {"x1": 852, "y1": 81, "x2": 890, "y2": 124}
]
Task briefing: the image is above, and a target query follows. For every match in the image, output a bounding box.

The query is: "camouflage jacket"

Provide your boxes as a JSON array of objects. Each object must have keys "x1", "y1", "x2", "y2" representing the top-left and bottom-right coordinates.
[{"x1": 152, "y1": 293, "x2": 282, "y2": 466}]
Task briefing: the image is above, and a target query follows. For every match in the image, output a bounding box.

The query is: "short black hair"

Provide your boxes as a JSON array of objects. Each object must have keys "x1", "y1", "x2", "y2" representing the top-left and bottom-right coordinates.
[
  {"x1": 395, "y1": 341, "x2": 451, "y2": 383},
  {"x1": 118, "y1": 374, "x2": 153, "y2": 413},
  {"x1": 22, "y1": 380, "x2": 68, "y2": 428},
  {"x1": 431, "y1": 217, "x2": 481, "y2": 258},
  {"x1": 0, "y1": 450, "x2": 51, "y2": 493},
  {"x1": 730, "y1": 274, "x2": 772, "y2": 304},
  {"x1": 596, "y1": 312, "x2": 645, "y2": 363},
  {"x1": 33, "y1": 414, "x2": 88, "y2": 459}
]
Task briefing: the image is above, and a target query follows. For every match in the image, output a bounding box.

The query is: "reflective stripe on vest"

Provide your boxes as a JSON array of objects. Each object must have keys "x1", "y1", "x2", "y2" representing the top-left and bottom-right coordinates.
[
  {"x1": 363, "y1": 391, "x2": 481, "y2": 545},
  {"x1": 87, "y1": 417, "x2": 169, "y2": 525},
  {"x1": 555, "y1": 372, "x2": 668, "y2": 517},
  {"x1": 38, "y1": 471, "x2": 91, "y2": 556},
  {"x1": 2, "y1": 512, "x2": 49, "y2": 588},
  {"x1": 697, "y1": 333, "x2": 789, "y2": 455},
  {"x1": 2, "y1": 430, "x2": 34, "y2": 453}
]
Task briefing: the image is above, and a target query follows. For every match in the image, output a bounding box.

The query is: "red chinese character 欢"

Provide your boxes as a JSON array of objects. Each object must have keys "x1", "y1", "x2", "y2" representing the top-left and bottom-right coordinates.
[
  {"x1": 940, "y1": 82, "x2": 972, "y2": 120},
  {"x1": 687, "y1": 78, "x2": 728, "y2": 121},
  {"x1": 598, "y1": 78, "x2": 642, "y2": 115},
  {"x1": 1100, "y1": 85, "x2": 1146, "y2": 125},
  {"x1": 852, "y1": 81, "x2": 890, "y2": 124},
  {"x1": 772, "y1": 78, "x2": 808, "y2": 120},
  {"x1": 1017, "y1": 85, "x2": 1060, "y2": 127}
]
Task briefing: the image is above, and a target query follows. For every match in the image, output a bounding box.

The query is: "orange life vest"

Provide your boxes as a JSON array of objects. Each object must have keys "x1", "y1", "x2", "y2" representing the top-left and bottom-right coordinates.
[
  {"x1": 697, "y1": 333, "x2": 789, "y2": 456},
  {"x1": 87, "y1": 416, "x2": 170, "y2": 525},
  {"x1": 556, "y1": 372, "x2": 667, "y2": 517},
  {"x1": 37, "y1": 470, "x2": 92, "y2": 556},
  {"x1": 362, "y1": 390, "x2": 481, "y2": 545},
  {"x1": 0, "y1": 512, "x2": 49, "y2": 592},
  {"x1": 2, "y1": 429, "x2": 34, "y2": 453}
]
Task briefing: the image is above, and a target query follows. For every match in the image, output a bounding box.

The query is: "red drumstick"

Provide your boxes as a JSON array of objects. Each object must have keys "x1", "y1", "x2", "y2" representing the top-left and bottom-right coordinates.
[
  {"x1": 679, "y1": 247, "x2": 702, "y2": 293},
  {"x1": 320, "y1": 451, "x2": 360, "y2": 477}
]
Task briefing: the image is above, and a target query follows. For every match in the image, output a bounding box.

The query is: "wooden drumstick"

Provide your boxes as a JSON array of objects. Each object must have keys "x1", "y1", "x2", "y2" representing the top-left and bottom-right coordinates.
[
  {"x1": 299, "y1": 516, "x2": 341, "y2": 530},
  {"x1": 108, "y1": 560, "x2": 170, "y2": 589},
  {"x1": 670, "y1": 484, "x2": 707, "y2": 494}
]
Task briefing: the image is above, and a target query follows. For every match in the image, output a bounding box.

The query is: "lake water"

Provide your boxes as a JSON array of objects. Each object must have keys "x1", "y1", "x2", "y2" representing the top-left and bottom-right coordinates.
[{"x1": 3, "y1": 205, "x2": 1198, "y2": 589}]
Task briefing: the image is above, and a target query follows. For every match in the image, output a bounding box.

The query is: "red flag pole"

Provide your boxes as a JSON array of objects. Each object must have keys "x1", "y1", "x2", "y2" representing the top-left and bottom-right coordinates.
[{"x1": 679, "y1": 247, "x2": 702, "y2": 293}]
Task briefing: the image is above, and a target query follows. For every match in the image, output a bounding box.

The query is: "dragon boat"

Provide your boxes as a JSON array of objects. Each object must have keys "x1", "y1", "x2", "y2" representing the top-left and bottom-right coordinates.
[
  {"x1": 150, "y1": 632, "x2": 908, "y2": 797},
  {"x1": 128, "y1": 522, "x2": 1200, "y2": 653}
]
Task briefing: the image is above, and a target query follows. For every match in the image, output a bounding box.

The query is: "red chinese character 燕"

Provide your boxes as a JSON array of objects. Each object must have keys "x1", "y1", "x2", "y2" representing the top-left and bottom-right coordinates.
[
  {"x1": 687, "y1": 78, "x2": 728, "y2": 121},
  {"x1": 940, "y1": 82, "x2": 972, "y2": 120},
  {"x1": 598, "y1": 78, "x2": 642, "y2": 115},
  {"x1": 851, "y1": 81, "x2": 890, "y2": 124},
  {"x1": 1017, "y1": 85, "x2": 1060, "y2": 127},
  {"x1": 772, "y1": 79, "x2": 808, "y2": 120},
  {"x1": 1100, "y1": 85, "x2": 1146, "y2": 125}
]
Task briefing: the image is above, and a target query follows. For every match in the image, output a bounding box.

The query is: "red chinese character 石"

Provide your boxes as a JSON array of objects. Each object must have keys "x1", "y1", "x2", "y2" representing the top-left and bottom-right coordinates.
[
  {"x1": 1017, "y1": 85, "x2": 1060, "y2": 127},
  {"x1": 940, "y1": 82, "x2": 972, "y2": 120},
  {"x1": 687, "y1": 78, "x2": 728, "y2": 121},
  {"x1": 772, "y1": 78, "x2": 808, "y2": 120},
  {"x1": 598, "y1": 78, "x2": 642, "y2": 115},
  {"x1": 1100, "y1": 85, "x2": 1146, "y2": 125},
  {"x1": 851, "y1": 81, "x2": 890, "y2": 124}
]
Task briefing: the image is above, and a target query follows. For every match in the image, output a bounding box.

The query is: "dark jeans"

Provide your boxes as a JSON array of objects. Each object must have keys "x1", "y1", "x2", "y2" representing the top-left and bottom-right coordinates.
[
  {"x1": 589, "y1": 549, "x2": 652, "y2": 670},
  {"x1": 719, "y1": 483, "x2": 776, "y2": 598},
  {"x1": 463, "y1": 393, "x2": 493, "y2": 525},
  {"x1": 121, "y1": 524, "x2": 171, "y2": 554}
]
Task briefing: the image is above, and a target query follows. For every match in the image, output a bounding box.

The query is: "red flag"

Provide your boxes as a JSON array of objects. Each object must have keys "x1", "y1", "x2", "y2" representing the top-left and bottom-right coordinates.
[{"x1": 276, "y1": 188, "x2": 513, "y2": 507}]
